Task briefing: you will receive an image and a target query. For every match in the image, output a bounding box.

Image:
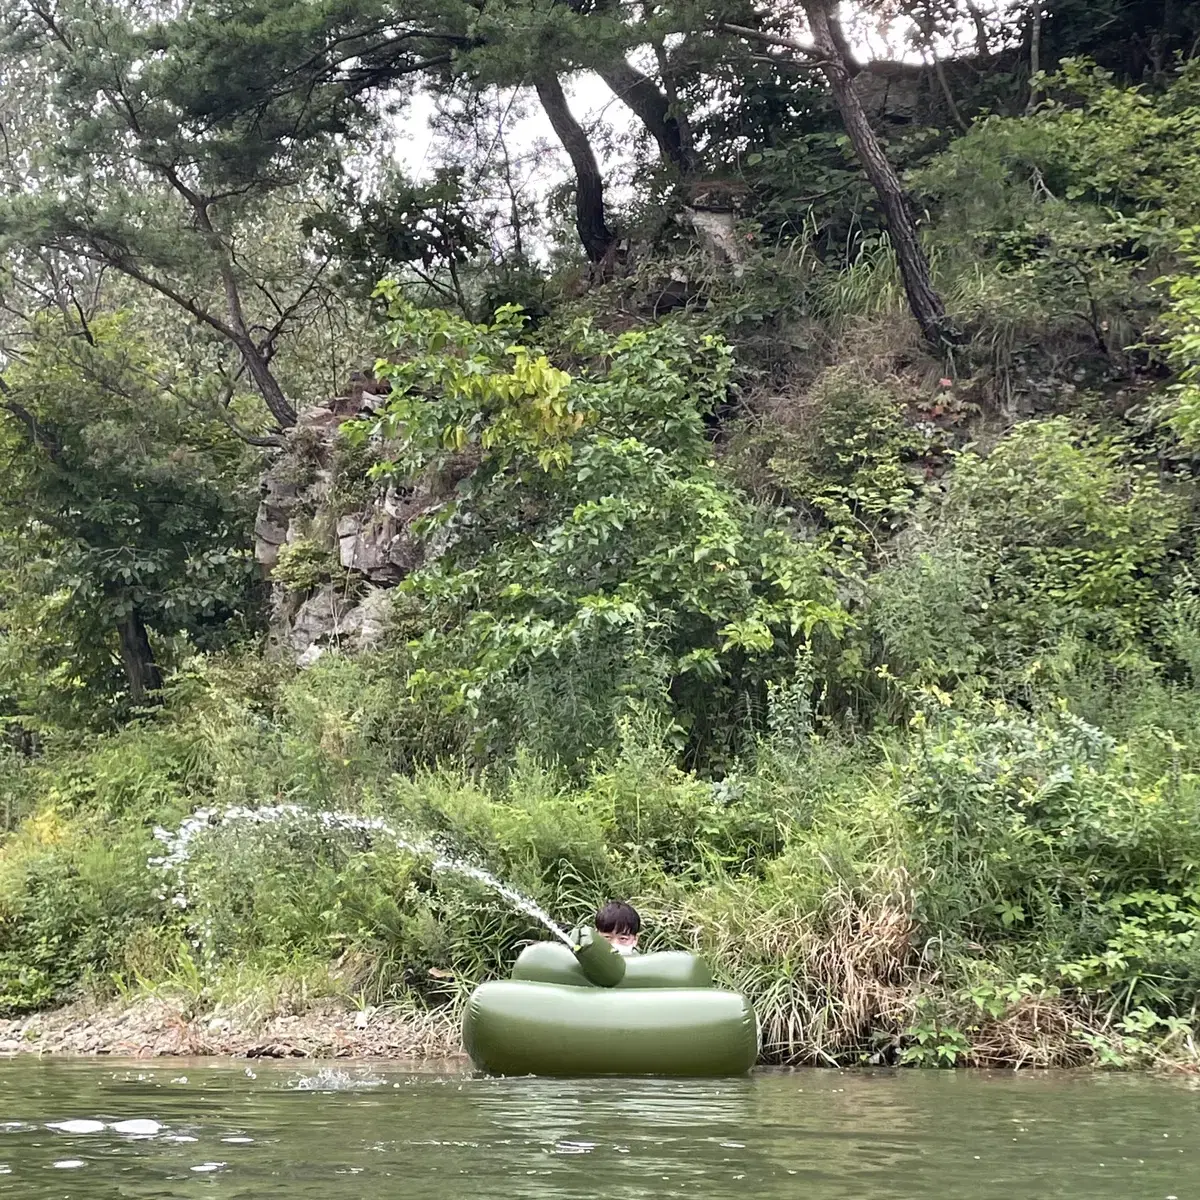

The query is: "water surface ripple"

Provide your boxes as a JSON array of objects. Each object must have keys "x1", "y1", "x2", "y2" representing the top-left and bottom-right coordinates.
[{"x1": 1, "y1": 1058, "x2": 1197, "y2": 1198}]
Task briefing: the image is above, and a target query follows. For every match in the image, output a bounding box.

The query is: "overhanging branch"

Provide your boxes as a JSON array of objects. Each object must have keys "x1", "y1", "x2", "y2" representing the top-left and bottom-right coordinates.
[
  {"x1": 718, "y1": 23, "x2": 826, "y2": 61},
  {"x1": 1, "y1": 386, "x2": 66, "y2": 465}
]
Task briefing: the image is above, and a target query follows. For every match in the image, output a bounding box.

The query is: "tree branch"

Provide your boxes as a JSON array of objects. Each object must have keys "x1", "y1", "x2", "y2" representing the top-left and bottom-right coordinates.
[
  {"x1": 216, "y1": 408, "x2": 286, "y2": 448},
  {"x1": 341, "y1": 53, "x2": 457, "y2": 93},
  {"x1": 405, "y1": 264, "x2": 463, "y2": 306},
  {"x1": 257, "y1": 256, "x2": 333, "y2": 347},
  {"x1": 69, "y1": 238, "x2": 240, "y2": 342},
  {"x1": 750, "y1": 52, "x2": 830, "y2": 72},
  {"x1": 718, "y1": 23, "x2": 826, "y2": 61},
  {"x1": 210, "y1": 365, "x2": 286, "y2": 448},
  {"x1": 1, "y1": 386, "x2": 66, "y2": 466}
]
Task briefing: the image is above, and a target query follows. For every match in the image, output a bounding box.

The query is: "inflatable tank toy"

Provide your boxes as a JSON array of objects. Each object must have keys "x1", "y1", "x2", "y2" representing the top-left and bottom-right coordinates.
[{"x1": 463, "y1": 927, "x2": 758, "y2": 1077}]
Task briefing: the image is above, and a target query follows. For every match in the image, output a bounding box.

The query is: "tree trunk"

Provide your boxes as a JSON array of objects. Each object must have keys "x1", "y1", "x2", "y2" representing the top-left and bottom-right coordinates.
[
  {"x1": 803, "y1": 2, "x2": 955, "y2": 348},
  {"x1": 1025, "y1": 3, "x2": 1043, "y2": 112},
  {"x1": 654, "y1": 42, "x2": 697, "y2": 168},
  {"x1": 116, "y1": 608, "x2": 164, "y2": 705},
  {"x1": 236, "y1": 337, "x2": 298, "y2": 429},
  {"x1": 594, "y1": 58, "x2": 698, "y2": 175},
  {"x1": 534, "y1": 73, "x2": 616, "y2": 263},
  {"x1": 964, "y1": 2, "x2": 993, "y2": 61},
  {"x1": 192, "y1": 198, "x2": 298, "y2": 428}
]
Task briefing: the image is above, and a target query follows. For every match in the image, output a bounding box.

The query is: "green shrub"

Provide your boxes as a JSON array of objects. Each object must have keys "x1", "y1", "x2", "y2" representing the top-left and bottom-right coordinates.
[
  {"x1": 901, "y1": 697, "x2": 1200, "y2": 1015},
  {"x1": 913, "y1": 60, "x2": 1200, "y2": 374},
  {"x1": 0, "y1": 810, "x2": 159, "y2": 1014},
  {"x1": 871, "y1": 418, "x2": 1181, "y2": 686},
  {"x1": 1157, "y1": 233, "x2": 1200, "y2": 448},
  {"x1": 351, "y1": 295, "x2": 850, "y2": 771},
  {"x1": 273, "y1": 539, "x2": 337, "y2": 594},
  {"x1": 730, "y1": 365, "x2": 942, "y2": 558}
]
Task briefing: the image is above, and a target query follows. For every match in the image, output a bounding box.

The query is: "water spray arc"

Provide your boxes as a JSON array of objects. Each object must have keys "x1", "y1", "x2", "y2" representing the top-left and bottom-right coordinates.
[{"x1": 148, "y1": 805, "x2": 574, "y2": 947}]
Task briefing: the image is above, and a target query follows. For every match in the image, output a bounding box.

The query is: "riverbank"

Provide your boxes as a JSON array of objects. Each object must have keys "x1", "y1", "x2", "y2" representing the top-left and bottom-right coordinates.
[
  {"x1": 4, "y1": 995, "x2": 1199, "y2": 1073},
  {"x1": 0, "y1": 997, "x2": 463, "y2": 1060},
  {"x1": 7, "y1": 660, "x2": 1200, "y2": 1072}
]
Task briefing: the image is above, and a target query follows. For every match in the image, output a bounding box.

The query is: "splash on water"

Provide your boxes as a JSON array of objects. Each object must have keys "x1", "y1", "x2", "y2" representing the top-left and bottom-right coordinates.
[
  {"x1": 111, "y1": 1120, "x2": 162, "y2": 1136},
  {"x1": 47, "y1": 1120, "x2": 104, "y2": 1135},
  {"x1": 290, "y1": 1068, "x2": 386, "y2": 1091},
  {"x1": 149, "y1": 804, "x2": 572, "y2": 946},
  {"x1": 48, "y1": 1119, "x2": 162, "y2": 1137}
]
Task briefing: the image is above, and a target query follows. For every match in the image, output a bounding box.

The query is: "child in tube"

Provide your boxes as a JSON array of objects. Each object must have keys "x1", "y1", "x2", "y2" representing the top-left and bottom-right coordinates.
[{"x1": 595, "y1": 900, "x2": 640, "y2": 955}]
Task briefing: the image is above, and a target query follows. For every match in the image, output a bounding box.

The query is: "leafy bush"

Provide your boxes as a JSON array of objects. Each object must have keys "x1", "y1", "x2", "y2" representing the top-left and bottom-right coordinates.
[
  {"x1": 731, "y1": 365, "x2": 942, "y2": 557},
  {"x1": 349, "y1": 293, "x2": 850, "y2": 770},
  {"x1": 915, "y1": 60, "x2": 1200, "y2": 370},
  {"x1": 5, "y1": 648, "x2": 1200, "y2": 1066},
  {"x1": 272, "y1": 539, "x2": 338, "y2": 594},
  {"x1": 0, "y1": 809, "x2": 158, "y2": 1014},
  {"x1": 1157, "y1": 233, "x2": 1200, "y2": 448},
  {"x1": 900, "y1": 695, "x2": 1200, "y2": 1025},
  {"x1": 871, "y1": 418, "x2": 1181, "y2": 685}
]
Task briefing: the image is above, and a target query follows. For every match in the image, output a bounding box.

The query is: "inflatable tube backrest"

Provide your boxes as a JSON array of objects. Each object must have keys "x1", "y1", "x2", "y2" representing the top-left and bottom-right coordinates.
[
  {"x1": 511, "y1": 942, "x2": 715, "y2": 989},
  {"x1": 572, "y1": 926, "x2": 626, "y2": 987},
  {"x1": 512, "y1": 942, "x2": 592, "y2": 987},
  {"x1": 629, "y1": 951, "x2": 714, "y2": 989}
]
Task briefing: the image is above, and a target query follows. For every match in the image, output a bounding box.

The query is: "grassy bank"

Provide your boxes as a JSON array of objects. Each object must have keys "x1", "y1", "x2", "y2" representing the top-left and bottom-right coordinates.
[{"x1": 4, "y1": 648, "x2": 1200, "y2": 1070}]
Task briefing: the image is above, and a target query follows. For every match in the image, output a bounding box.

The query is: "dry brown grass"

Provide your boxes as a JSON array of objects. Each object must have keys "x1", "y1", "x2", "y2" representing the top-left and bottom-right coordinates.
[
  {"x1": 964, "y1": 992, "x2": 1095, "y2": 1069},
  {"x1": 669, "y1": 865, "x2": 918, "y2": 1066},
  {"x1": 0, "y1": 993, "x2": 464, "y2": 1060}
]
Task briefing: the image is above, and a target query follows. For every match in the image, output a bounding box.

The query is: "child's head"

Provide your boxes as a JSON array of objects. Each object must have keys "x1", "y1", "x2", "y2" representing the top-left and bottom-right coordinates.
[{"x1": 595, "y1": 900, "x2": 640, "y2": 953}]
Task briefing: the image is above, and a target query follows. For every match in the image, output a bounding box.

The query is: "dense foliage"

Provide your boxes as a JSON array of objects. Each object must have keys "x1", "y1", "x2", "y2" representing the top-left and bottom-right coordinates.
[
  {"x1": 3, "y1": 0, "x2": 1200, "y2": 1068},
  {"x1": 0, "y1": 315, "x2": 258, "y2": 724},
  {"x1": 354, "y1": 293, "x2": 847, "y2": 768}
]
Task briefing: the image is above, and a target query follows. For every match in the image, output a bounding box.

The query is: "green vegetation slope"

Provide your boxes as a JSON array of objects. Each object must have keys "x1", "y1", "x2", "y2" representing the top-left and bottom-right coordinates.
[{"x1": 4, "y1": 0, "x2": 1200, "y2": 1067}]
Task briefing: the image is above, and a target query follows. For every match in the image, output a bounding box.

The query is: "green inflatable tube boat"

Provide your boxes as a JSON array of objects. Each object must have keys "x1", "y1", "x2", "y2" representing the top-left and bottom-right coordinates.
[{"x1": 463, "y1": 928, "x2": 758, "y2": 1077}]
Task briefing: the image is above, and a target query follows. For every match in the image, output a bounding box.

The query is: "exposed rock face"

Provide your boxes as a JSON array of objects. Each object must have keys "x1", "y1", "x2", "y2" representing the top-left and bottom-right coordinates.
[
  {"x1": 335, "y1": 483, "x2": 426, "y2": 580},
  {"x1": 852, "y1": 55, "x2": 1023, "y2": 129},
  {"x1": 288, "y1": 585, "x2": 348, "y2": 660},
  {"x1": 253, "y1": 478, "x2": 299, "y2": 571},
  {"x1": 253, "y1": 389, "x2": 459, "y2": 664},
  {"x1": 285, "y1": 584, "x2": 396, "y2": 667},
  {"x1": 683, "y1": 179, "x2": 752, "y2": 277},
  {"x1": 854, "y1": 61, "x2": 930, "y2": 126}
]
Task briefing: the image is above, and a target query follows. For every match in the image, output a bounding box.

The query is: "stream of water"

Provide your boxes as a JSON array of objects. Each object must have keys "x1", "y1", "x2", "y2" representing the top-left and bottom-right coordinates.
[
  {"x1": 150, "y1": 805, "x2": 575, "y2": 946},
  {"x1": 1, "y1": 1058, "x2": 1197, "y2": 1198}
]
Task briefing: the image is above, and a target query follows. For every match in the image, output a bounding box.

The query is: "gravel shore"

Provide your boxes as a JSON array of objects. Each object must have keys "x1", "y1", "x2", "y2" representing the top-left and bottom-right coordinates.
[{"x1": 0, "y1": 997, "x2": 463, "y2": 1060}]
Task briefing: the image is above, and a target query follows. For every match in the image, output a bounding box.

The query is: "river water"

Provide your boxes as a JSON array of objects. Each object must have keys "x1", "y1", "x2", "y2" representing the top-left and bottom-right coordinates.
[{"x1": 1, "y1": 1058, "x2": 1197, "y2": 1198}]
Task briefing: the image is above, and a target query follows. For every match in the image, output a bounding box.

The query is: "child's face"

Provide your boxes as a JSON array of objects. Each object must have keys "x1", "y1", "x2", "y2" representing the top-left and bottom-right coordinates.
[{"x1": 599, "y1": 930, "x2": 638, "y2": 954}]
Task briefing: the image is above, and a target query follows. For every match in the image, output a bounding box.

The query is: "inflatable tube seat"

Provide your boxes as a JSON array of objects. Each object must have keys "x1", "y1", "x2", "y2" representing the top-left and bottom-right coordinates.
[{"x1": 463, "y1": 980, "x2": 757, "y2": 1077}]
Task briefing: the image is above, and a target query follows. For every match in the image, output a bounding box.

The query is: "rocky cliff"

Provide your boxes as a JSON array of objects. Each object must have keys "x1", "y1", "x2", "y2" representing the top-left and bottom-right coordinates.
[{"x1": 252, "y1": 390, "x2": 455, "y2": 666}]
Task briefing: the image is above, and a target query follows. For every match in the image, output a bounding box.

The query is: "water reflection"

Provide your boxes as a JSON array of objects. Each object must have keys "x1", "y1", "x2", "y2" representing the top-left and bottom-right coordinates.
[{"x1": 454, "y1": 1075, "x2": 768, "y2": 1197}]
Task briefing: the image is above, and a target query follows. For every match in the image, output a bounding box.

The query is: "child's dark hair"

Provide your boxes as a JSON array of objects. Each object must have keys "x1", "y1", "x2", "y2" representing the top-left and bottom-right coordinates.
[{"x1": 595, "y1": 900, "x2": 640, "y2": 935}]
